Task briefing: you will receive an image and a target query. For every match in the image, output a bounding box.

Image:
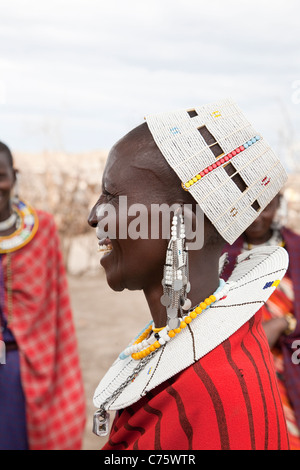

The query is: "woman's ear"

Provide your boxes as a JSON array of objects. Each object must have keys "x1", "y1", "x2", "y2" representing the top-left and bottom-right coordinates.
[
  {"x1": 12, "y1": 168, "x2": 19, "y2": 199},
  {"x1": 13, "y1": 168, "x2": 19, "y2": 182}
]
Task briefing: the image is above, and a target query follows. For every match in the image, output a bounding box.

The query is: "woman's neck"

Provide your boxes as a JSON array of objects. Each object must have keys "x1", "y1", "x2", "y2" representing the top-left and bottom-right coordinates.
[
  {"x1": 0, "y1": 205, "x2": 13, "y2": 223},
  {"x1": 143, "y1": 246, "x2": 221, "y2": 328},
  {"x1": 245, "y1": 228, "x2": 276, "y2": 246}
]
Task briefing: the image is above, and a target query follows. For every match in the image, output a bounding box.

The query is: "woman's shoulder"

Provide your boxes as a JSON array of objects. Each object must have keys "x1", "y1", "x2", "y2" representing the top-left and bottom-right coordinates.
[{"x1": 282, "y1": 226, "x2": 300, "y2": 242}]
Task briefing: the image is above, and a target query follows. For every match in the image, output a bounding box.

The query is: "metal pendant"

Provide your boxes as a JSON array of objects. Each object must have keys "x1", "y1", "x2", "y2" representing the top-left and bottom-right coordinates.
[
  {"x1": 168, "y1": 318, "x2": 181, "y2": 330},
  {"x1": 167, "y1": 307, "x2": 178, "y2": 318},
  {"x1": 160, "y1": 293, "x2": 171, "y2": 307},
  {"x1": 182, "y1": 298, "x2": 192, "y2": 311},
  {"x1": 173, "y1": 279, "x2": 183, "y2": 291},
  {"x1": 93, "y1": 409, "x2": 110, "y2": 437}
]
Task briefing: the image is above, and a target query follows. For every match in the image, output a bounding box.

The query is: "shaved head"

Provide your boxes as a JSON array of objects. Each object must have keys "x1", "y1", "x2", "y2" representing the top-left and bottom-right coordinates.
[
  {"x1": 112, "y1": 122, "x2": 225, "y2": 248},
  {"x1": 88, "y1": 120, "x2": 226, "y2": 297},
  {"x1": 116, "y1": 122, "x2": 196, "y2": 207}
]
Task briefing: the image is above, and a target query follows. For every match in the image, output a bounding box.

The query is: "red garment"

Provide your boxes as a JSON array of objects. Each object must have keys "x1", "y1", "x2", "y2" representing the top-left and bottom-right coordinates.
[
  {"x1": 0, "y1": 210, "x2": 86, "y2": 450},
  {"x1": 103, "y1": 311, "x2": 289, "y2": 450},
  {"x1": 260, "y1": 279, "x2": 300, "y2": 450},
  {"x1": 222, "y1": 228, "x2": 300, "y2": 432}
]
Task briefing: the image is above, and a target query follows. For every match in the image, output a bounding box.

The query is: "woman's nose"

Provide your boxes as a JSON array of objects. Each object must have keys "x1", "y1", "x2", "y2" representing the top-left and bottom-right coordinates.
[{"x1": 88, "y1": 204, "x2": 98, "y2": 228}]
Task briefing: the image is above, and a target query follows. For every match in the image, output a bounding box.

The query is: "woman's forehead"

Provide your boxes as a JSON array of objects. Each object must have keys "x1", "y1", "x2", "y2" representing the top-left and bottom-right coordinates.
[
  {"x1": 0, "y1": 150, "x2": 13, "y2": 169},
  {"x1": 103, "y1": 132, "x2": 161, "y2": 189}
]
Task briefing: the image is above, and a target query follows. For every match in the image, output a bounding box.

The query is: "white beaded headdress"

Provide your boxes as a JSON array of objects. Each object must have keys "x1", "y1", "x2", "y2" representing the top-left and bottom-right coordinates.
[{"x1": 146, "y1": 98, "x2": 288, "y2": 244}]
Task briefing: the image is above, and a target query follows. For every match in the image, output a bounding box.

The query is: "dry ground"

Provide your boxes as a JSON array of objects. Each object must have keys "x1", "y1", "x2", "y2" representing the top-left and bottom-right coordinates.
[{"x1": 68, "y1": 269, "x2": 150, "y2": 450}]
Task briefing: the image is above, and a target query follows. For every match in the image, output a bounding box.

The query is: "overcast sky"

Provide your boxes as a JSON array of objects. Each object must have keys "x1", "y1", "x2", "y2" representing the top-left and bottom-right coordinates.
[{"x1": 0, "y1": 0, "x2": 299, "y2": 168}]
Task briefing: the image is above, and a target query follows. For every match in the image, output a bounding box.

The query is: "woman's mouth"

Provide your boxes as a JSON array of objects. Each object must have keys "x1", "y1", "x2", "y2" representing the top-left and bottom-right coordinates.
[{"x1": 97, "y1": 237, "x2": 113, "y2": 254}]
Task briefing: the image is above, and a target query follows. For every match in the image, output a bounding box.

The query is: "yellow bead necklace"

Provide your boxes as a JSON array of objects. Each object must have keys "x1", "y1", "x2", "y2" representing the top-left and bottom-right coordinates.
[{"x1": 130, "y1": 280, "x2": 229, "y2": 361}]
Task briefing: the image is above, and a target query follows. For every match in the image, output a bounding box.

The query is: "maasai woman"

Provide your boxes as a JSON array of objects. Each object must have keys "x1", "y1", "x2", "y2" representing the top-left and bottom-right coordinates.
[
  {"x1": 0, "y1": 142, "x2": 86, "y2": 450},
  {"x1": 88, "y1": 99, "x2": 290, "y2": 450},
  {"x1": 222, "y1": 194, "x2": 300, "y2": 450}
]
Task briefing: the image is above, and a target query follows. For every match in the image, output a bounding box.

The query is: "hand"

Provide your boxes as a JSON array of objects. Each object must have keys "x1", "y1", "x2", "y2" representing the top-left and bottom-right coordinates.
[
  {"x1": 262, "y1": 317, "x2": 290, "y2": 349},
  {"x1": 283, "y1": 313, "x2": 297, "y2": 336}
]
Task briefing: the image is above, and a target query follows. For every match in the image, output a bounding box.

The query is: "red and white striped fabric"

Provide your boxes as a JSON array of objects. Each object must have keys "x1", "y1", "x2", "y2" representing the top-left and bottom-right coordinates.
[
  {"x1": 0, "y1": 210, "x2": 86, "y2": 450},
  {"x1": 104, "y1": 311, "x2": 289, "y2": 450},
  {"x1": 95, "y1": 246, "x2": 289, "y2": 450}
]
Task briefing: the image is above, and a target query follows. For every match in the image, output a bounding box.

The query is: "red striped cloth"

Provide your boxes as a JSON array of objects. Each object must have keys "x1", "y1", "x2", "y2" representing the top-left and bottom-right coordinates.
[
  {"x1": 259, "y1": 278, "x2": 300, "y2": 450},
  {"x1": 0, "y1": 210, "x2": 86, "y2": 450},
  {"x1": 222, "y1": 228, "x2": 300, "y2": 433},
  {"x1": 103, "y1": 310, "x2": 289, "y2": 450}
]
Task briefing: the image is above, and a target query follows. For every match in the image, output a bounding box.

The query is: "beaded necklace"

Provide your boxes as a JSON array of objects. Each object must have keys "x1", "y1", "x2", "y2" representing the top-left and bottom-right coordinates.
[
  {"x1": 0, "y1": 199, "x2": 39, "y2": 327},
  {"x1": 0, "y1": 199, "x2": 39, "y2": 254},
  {"x1": 94, "y1": 280, "x2": 229, "y2": 435},
  {"x1": 0, "y1": 212, "x2": 18, "y2": 231},
  {"x1": 119, "y1": 279, "x2": 229, "y2": 361}
]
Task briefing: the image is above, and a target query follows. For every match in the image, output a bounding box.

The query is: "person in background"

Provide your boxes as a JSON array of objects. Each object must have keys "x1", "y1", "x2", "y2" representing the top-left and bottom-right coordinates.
[
  {"x1": 222, "y1": 193, "x2": 300, "y2": 449},
  {"x1": 0, "y1": 141, "x2": 86, "y2": 450}
]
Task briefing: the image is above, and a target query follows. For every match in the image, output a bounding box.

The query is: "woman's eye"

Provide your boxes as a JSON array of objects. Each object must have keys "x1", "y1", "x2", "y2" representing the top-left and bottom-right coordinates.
[{"x1": 103, "y1": 190, "x2": 114, "y2": 201}]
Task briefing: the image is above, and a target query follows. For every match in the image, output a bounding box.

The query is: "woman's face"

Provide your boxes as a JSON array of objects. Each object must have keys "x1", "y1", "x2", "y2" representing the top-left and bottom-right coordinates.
[
  {"x1": 244, "y1": 195, "x2": 280, "y2": 244},
  {"x1": 88, "y1": 136, "x2": 169, "y2": 293},
  {"x1": 0, "y1": 151, "x2": 15, "y2": 218}
]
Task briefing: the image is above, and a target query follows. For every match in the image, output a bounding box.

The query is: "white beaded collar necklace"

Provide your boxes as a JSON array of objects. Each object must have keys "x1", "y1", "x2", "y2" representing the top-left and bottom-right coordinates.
[
  {"x1": 0, "y1": 212, "x2": 18, "y2": 231},
  {"x1": 92, "y1": 246, "x2": 289, "y2": 437},
  {"x1": 0, "y1": 199, "x2": 39, "y2": 253}
]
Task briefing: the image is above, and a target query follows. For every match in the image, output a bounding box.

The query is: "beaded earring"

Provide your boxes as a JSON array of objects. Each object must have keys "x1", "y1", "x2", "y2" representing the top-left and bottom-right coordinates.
[{"x1": 160, "y1": 207, "x2": 191, "y2": 330}]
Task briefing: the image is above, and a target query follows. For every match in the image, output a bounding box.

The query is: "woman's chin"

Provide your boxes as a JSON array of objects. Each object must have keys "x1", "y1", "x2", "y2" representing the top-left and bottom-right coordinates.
[
  {"x1": 105, "y1": 273, "x2": 125, "y2": 292},
  {"x1": 245, "y1": 228, "x2": 267, "y2": 242},
  {"x1": 100, "y1": 254, "x2": 124, "y2": 292}
]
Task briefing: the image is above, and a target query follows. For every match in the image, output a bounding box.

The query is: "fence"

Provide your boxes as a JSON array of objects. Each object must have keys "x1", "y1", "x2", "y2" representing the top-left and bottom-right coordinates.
[{"x1": 14, "y1": 150, "x2": 107, "y2": 275}]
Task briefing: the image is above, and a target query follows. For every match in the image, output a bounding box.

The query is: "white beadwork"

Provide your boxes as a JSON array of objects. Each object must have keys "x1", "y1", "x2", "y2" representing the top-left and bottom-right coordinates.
[
  {"x1": 0, "y1": 212, "x2": 18, "y2": 231},
  {"x1": 94, "y1": 245, "x2": 289, "y2": 411},
  {"x1": 146, "y1": 98, "x2": 287, "y2": 245}
]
